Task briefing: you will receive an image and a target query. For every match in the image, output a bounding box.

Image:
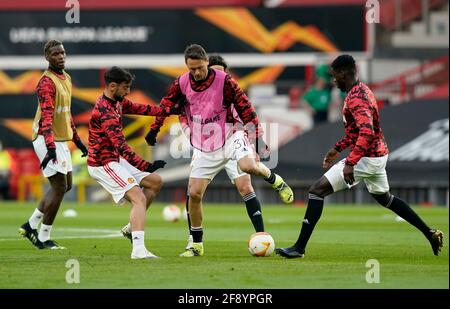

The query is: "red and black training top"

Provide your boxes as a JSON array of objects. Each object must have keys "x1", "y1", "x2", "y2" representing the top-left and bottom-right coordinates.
[
  {"x1": 87, "y1": 94, "x2": 169, "y2": 170},
  {"x1": 334, "y1": 81, "x2": 389, "y2": 166}
]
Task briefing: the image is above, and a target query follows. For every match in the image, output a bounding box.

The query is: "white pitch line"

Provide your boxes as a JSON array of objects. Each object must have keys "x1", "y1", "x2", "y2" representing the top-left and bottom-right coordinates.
[
  {"x1": 57, "y1": 227, "x2": 121, "y2": 234},
  {"x1": 0, "y1": 227, "x2": 124, "y2": 242},
  {"x1": 0, "y1": 233, "x2": 122, "y2": 242},
  {"x1": 53, "y1": 233, "x2": 122, "y2": 239}
]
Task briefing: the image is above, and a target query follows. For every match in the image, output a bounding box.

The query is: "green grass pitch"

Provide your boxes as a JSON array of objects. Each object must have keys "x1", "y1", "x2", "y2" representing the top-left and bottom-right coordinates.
[{"x1": 0, "y1": 201, "x2": 447, "y2": 289}]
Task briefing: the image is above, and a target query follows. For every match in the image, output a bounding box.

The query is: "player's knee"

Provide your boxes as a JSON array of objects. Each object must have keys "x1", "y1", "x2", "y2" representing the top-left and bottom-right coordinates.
[
  {"x1": 188, "y1": 188, "x2": 203, "y2": 203},
  {"x1": 371, "y1": 192, "x2": 392, "y2": 207},
  {"x1": 237, "y1": 183, "x2": 254, "y2": 197},
  {"x1": 239, "y1": 161, "x2": 257, "y2": 175},
  {"x1": 309, "y1": 183, "x2": 325, "y2": 198},
  {"x1": 142, "y1": 174, "x2": 163, "y2": 193},
  {"x1": 150, "y1": 174, "x2": 163, "y2": 193},
  {"x1": 132, "y1": 190, "x2": 147, "y2": 207}
]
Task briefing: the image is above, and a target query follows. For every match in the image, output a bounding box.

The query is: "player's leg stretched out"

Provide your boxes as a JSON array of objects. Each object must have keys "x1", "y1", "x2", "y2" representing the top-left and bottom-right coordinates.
[
  {"x1": 276, "y1": 170, "x2": 444, "y2": 259},
  {"x1": 371, "y1": 192, "x2": 444, "y2": 256},
  {"x1": 238, "y1": 155, "x2": 294, "y2": 204},
  {"x1": 227, "y1": 157, "x2": 265, "y2": 233},
  {"x1": 234, "y1": 174, "x2": 265, "y2": 233}
]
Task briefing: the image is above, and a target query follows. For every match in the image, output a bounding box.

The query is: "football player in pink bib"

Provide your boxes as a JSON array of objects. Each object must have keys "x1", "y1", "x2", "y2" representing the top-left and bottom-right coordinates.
[{"x1": 145, "y1": 44, "x2": 294, "y2": 257}]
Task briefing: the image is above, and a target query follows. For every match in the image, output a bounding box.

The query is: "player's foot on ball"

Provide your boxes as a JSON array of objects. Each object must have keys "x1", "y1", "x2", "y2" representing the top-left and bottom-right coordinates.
[
  {"x1": 272, "y1": 174, "x2": 294, "y2": 204},
  {"x1": 131, "y1": 249, "x2": 160, "y2": 259},
  {"x1": 275, "y1": 246, "x2": 305, "y2": 259},
  {"x1": 180, "y1": 242, "x2": 204, "y2": 257},
  {"x1": 40, "y1": 239, "x2": 66, "y2": 250},
  {"x1": 185, "y1": 235, "x2": 193, "y2": 250},
  {"x1": 18, "y1": 221, "x2": 41, "y2": 249},
  {"x1": 121, "y1": 224, "x2": 132, "y2": 243},
  {"x1": 429, "y1": 229, "x2": 444, "y2": 256}
]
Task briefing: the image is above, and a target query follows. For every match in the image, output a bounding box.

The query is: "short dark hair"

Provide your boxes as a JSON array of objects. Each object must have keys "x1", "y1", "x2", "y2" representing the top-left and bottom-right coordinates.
[
  {"x1": 184, "y1": 44, "x2": 208, "y2": 62},
  {"x1": 44, "y1": 39, "x2": 63, "y2": 55},
  {"x1": 208, "y1": 54, "x2": 228, "y2": 70},
  {"x1": 331, "y1": 54, "x2": 356, "y2": 73},
  {"x1": 104, "y1": 66, "x2": 135, "y2": 85}
]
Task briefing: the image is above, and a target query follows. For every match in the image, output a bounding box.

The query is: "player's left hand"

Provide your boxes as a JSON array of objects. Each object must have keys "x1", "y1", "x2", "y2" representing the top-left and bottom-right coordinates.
[
  {"x1": 343, "y1": 164, "x2": 354, "y2": 185},
  {"x1": 74, "y1": 140, "x2": 88, "y2": 157},
  {"x1": 146, "y1": 160, "x2": 166, "y2": 173}
]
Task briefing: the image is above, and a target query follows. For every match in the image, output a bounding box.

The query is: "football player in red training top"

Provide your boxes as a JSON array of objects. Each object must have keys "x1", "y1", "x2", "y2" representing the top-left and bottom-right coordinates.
[
  {"x1": 276, "y1": 54, "x2": 444, "y2": 259},
  {"x1": 87, "y1": 66, "x2": 177, "y2": 259}
]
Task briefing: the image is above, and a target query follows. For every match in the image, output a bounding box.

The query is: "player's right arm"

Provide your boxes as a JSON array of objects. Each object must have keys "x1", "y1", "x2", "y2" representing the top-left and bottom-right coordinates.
[
  {"x1": 37, "y1": 77, "x2": 56, "y2": 150},
  {"x1": 322, "y1": 132, "x2": 352, "y2": 169},
  {"x1": 145, "y1": 78, "x2": 185, "y2": 146},
  {"x1": 322, "y1": 119, "x2": 353, "y2": 169},
  {"x1": 36, "y1": 77, "x2": 57, "y2": 169},
  {"x1": 224, "y1": 75, "x2": 270, "y2": 159}
]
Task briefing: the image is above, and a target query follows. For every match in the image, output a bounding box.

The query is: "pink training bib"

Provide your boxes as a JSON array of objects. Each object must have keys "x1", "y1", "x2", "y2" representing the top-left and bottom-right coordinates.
[{"x1": 179, "y1": 69, "x2": 228, "y2": 152}]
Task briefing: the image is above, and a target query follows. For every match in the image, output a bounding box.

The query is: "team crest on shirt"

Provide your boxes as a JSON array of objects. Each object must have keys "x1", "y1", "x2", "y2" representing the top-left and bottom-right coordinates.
[
  {"x1": 61, "y1": 161, "x2": 66, "y2": 167},
  {"x1": 128, "y1": 178, "x2": 135, "y2": 184}
]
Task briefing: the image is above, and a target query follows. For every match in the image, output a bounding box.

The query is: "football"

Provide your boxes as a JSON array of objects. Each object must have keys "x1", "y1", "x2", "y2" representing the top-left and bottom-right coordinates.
[
  {"x1": 248, "y1": 232, "x2": 275, "y2": 257},
  {"x1": 162, "y1": 204, "x2": 181, "y2": 222}
]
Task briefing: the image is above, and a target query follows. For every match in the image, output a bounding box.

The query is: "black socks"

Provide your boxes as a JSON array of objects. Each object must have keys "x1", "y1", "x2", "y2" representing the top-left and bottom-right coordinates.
[
  {"x1": 294, "y1": 193, "x2": 325, "y2": 251},
  {"x1": 186, "y1": 195, "x2": 192, "y2": 236},
  {"x1": 190, "y1": 226, "x2": 203, "y2": 243},
  {"x1": 264, "y1": 170, "x2": 276, "y2": 185},
  {"x1": 387, "y1": 195, "x2": 432, "y2": 238},
  {"x1": 243, "y1": 192, "x2": 264, "y2": 232}
]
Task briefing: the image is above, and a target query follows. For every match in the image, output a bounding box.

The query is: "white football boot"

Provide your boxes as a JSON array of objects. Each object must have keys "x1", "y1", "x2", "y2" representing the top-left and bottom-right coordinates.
[{"x1": 131, "y1": 249, "x2": 160, "y2": 259}]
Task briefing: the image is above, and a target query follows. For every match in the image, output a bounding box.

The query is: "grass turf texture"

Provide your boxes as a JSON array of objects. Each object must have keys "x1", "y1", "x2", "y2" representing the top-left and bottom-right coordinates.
[{"x1": 0, "y1": 202, "x2": 447, "y2": 289}]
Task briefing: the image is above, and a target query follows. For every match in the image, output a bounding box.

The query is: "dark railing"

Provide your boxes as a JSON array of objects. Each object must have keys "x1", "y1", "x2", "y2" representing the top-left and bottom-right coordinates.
[
  {"x1": 371, "y1": 55, "x2": 449, "y2": 104},
  {"x1": 380, "y1": 0, "x2": 446, "y2": 30}
]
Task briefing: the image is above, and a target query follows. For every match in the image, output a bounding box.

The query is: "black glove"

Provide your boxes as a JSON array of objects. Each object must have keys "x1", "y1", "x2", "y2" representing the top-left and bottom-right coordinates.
[
  {"x1": 145, "y1": 129, "x2": 158, "y2": 146},
  {"x1": 146, "y1": 160, "x2": 166, "y2": 173},
  {"x1": 40, "y1": 148, "x2": 57, "y2": 170},
  {"x1": 256, "y1": 138, "x2": 270, "y2": 162},
  {"x1": 74, "y1": 139, "x2": 88, "y2": 157}
]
